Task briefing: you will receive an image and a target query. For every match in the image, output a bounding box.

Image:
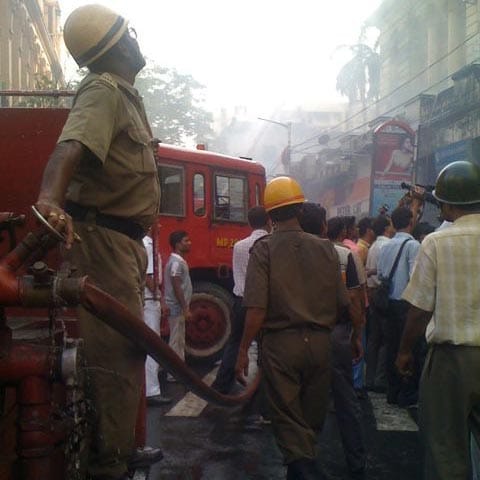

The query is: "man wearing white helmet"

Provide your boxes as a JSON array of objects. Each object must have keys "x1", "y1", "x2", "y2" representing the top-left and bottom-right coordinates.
[{"x1": 35, "y1": 5, "x2": 160, "y2": 479}]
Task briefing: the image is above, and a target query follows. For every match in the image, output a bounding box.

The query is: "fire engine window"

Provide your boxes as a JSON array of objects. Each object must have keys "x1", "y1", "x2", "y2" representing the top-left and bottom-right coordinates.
[
  {"x1": 193, "y1": 173, "x2": 205, "y2": 216},
  {"x1": 158, "y1": 165, "x2": 185, "y2": 216},
  {"x1": 214, "y1": 175, "x2": 247, "y2": 222}
]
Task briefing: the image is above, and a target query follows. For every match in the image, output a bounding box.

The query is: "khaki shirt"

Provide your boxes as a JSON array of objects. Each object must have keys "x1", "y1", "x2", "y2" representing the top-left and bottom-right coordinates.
[
  {"x1": 59, "y1": 72, "x2": 160, "y2": 229},
  {"x1": 243, "y1": 228, "x2": 349, "y2": 331}
]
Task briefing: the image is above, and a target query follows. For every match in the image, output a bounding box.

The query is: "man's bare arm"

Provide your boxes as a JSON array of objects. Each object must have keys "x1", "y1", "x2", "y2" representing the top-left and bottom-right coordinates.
[
  {"x1": 171, "y1": 276, "x2": 191, "y2": 320},
  {"x1": 35, "y1": 140, "x2": 85, "y2": 248},
  {"x1": 145, "y1": 274, "x2": 156, "y2": 294},
  {"x1": 396, "y1": 305, "x2": 431, "y2": 375},
  {"x1": 235, "y1": 307, "x2": 265, "y2": 385}
]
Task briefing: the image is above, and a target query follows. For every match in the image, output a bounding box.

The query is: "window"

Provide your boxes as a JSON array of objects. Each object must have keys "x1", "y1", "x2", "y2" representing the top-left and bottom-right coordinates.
[
  {"x1": 158, "y1": 165, "x2": 184, "y2": 216},
  {"x1": 193, "y1": 173, "x2": 205, "y2": 216},
  {"x1": 214, "y1": 174, "x2": 247, "y2": 222}
]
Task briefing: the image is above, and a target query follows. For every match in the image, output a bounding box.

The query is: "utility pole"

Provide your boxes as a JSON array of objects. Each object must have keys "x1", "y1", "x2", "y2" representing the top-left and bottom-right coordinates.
[{"x1": 258, "y1": 117, "x2": 292, "y2": 175}]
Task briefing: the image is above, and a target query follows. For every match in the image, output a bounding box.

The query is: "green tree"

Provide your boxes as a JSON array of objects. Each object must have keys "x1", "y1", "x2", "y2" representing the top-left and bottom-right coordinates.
[
  {"x1": 335, "y1": 43, "x2": 380, "y2": 105},
  {"x1": 136, "y1": 63, "x2": 214, "y2": 145}
]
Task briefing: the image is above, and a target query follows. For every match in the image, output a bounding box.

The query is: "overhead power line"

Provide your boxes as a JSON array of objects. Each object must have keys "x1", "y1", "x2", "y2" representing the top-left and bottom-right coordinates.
[{"x1": 292, "y1": 30, "x2": 480, "y2": 150}]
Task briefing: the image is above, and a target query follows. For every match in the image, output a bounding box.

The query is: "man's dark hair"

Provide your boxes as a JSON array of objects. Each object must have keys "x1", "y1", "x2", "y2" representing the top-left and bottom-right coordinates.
[
  {"x1": 268, "y1": 203, "x2": 303, "y2": 223},
  {"x1": 372, "y1": 215, "x2": 391, "y2": 237},
  {"x1": 327, "y1": 216, "x2": 345, "y2": 241},
  {"x1": 248, "y1": 206, "x2": 269, "y2": 229},
  {"x1": 299, "y1": 202, "x2": 327, "y2": 235},
  {"x1": 358, "y1": 217, "x2": 373, "y2": 237},
  {"x1": 390, "y1": 207, "x2": 413, "y2": 230},
  {"x1": 343, "y1": 216, "x2": 356, "y2": 232},
  {"x1": 169, "y1": 230, "x2": 188, "y2": 249}
]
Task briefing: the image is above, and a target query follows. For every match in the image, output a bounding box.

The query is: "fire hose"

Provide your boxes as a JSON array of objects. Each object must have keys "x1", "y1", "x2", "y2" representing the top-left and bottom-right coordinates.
[{"x1": 0, "y1": 210, "x2": 261, "y2": 406}]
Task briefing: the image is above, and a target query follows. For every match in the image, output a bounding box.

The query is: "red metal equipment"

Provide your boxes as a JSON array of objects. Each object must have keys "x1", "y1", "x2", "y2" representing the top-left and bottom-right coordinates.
[{"x1": 0, "y1": 216, "x2": 260, "y2": 479}]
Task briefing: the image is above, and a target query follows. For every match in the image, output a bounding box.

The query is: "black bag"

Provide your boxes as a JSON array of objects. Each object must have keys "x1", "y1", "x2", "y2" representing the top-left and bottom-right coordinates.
[
  {"x1": 372, "y1": 239, "x2": 410, "y2": 314},
  {"x1": 372, "y1": 278, "x2": 391, "y2": 314}
]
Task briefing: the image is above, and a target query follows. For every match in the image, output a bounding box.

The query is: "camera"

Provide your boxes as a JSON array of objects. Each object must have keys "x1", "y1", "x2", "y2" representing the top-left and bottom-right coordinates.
[{"x1": 400, "y1": 182, "x2": 439, "y2": 206}]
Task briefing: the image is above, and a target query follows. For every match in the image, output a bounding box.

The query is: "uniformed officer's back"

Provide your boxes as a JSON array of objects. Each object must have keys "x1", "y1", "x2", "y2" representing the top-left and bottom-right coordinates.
[
  {"x1": 246, "y1": 229, "x2": 343, "y2": 331},
  {"x1": 237, "y1": 176, "x2": 348, "y2": 479}
]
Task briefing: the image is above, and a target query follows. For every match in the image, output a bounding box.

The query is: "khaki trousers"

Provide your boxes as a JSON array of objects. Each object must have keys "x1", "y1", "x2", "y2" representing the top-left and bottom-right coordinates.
[
  {"x1": 420, "y1": 343, "x2": 480, "y2": 480},
  {"x1": 261, "y1": 327, "x2": 331, "y2": 464},
  {"x1": 67, "y1": 222, "x2": 147, "y2": 479}
]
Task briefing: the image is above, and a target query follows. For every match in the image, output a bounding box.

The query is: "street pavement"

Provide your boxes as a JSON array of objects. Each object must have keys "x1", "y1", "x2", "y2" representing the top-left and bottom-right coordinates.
[{"x1": 140, "y1": 362, "x2": 422, "y2": 480}]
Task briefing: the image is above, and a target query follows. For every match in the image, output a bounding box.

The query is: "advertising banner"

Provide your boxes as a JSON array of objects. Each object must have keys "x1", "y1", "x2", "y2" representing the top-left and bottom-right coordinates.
[{"x1": 370, "y1": 120, "x2": 415, "y2": 216}]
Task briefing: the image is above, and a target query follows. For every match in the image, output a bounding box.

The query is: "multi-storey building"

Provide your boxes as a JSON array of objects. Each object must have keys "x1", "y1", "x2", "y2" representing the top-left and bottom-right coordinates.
[
  {"x1": 368, "y1": 0, "x2": 479, "y2": 122},
  {"x1": 0, "y1": 0, "x2": 64, "y2": 96},
  {"x1": 295, "y1": 0, "x2": 480, "y2": 220}
]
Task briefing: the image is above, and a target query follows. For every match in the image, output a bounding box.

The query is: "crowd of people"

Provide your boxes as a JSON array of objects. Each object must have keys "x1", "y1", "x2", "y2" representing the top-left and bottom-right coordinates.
[
  {"x1": 34, "y1": 3, "x2": 480, "y2": 479},
  {"x1": 227, "y1": 164, "x2": 479, "y2": 480}
]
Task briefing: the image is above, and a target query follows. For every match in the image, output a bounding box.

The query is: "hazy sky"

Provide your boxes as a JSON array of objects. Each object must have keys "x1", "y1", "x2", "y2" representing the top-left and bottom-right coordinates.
[{"x1": 59, "y1": 0, "x2": 382, "y2": 117}]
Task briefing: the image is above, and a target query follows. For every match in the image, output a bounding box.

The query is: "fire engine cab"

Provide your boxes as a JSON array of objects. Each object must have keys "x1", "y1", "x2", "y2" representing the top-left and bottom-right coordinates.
[{"x1": 156, "y1": 143, "x2": 266, "y2": 362}]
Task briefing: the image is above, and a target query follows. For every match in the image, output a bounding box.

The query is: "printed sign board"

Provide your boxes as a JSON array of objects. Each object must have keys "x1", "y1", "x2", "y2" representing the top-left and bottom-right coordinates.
[{"x1": 370, "y1": 120, "x2": 415, "y2": 216}]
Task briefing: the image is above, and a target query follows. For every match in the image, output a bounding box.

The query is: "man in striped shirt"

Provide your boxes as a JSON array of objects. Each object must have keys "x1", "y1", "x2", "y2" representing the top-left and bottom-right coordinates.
[{"x1": 396, "y1": 161, "x2": 480, "y2": 480}]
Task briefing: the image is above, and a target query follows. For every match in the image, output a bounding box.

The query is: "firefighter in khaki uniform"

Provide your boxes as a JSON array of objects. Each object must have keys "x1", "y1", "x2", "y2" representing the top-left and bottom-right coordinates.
[
  {"x1": 35, "y1": 5, "x2": 160, "y2": 480},
  {"x1": 235, "y1": 177, "x2": 349, "y2": 480}
]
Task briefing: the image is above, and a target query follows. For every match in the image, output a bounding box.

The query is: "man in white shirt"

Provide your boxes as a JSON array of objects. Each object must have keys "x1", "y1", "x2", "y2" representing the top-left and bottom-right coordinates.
[
  {"x1": 212, "y1": 206, "x2": 271, "y2": 394},
  {"x1": 142, "y1": 232, "x2": 172, "y2": 406},
  {"x1": 164, "y1": 231, "x2": 192, "y2": 370},
  {"x1": 397, "y1": 161, "x2": 480, "y2": 480}
]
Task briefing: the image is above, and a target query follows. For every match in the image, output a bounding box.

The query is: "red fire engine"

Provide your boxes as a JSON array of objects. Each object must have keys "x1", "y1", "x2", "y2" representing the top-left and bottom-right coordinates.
[{"x1": 0, "y1": 106, "x2": 266, "y2": 363}]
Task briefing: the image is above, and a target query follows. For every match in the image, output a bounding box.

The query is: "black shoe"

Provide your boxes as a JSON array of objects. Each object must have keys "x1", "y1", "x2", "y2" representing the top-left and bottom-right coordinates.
[
  {"x1": 210, "y1": 382, "x2": 231, "y2": 395},
  {"x1": 349, "y1": 468, "x2": 366, "y2": 480},
  {"x1": 147, "y1": 394, "x2": 172, "y2": 406},
  {"x1": 90, "y1": 475, "x2": 131, "y2": 480},
  {"x1": 244, "y1": 414, "x2": 271, "y2": 430},
  {"x1": 367, "y1": 384, "x2": 386, "y2": 394},
  {"x1": 128, "y1": 446, "x2": 164, "y2": 469},
  {"x1": 398, "y1": 399, "x2": 418, "y2": 409},
  {"x1": 386, "y1": 391, "x2": 398, "y2": 405},
  {"x1": 355, "y1": 388, "x2": 368, "y2": 400},
  {"x1": 287, "y1": 458, "x2": 327, "y2": 480},
  {"x1": 397, "y1": 392, "x2": 418, "y2": 408}
]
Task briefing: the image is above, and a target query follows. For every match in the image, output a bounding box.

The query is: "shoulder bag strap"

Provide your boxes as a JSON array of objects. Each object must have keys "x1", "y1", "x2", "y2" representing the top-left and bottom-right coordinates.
[{"x1": 387, "y1": 238, "x2": 411, "y2": 282}]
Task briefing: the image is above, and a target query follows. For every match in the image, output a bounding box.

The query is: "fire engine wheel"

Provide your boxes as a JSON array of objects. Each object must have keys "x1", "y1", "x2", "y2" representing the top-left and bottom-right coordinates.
[{"x1": 187, "y1": 282, "x2": 233, "y2": 363}]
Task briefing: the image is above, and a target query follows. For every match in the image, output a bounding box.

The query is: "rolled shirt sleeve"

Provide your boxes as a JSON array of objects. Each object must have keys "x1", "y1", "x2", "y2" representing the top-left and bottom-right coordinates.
[
  {"x1": 170, "y1": 259, "x2": 184, "y2": 277},
  {"x1": 58, "y1": 81, "x2": 120, "y2": 164}
]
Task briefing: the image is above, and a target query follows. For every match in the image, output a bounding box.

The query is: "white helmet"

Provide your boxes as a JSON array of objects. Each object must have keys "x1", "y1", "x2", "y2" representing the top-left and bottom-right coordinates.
[{"x1": 63, "y1": 4, "x2": 128, "y2": 67}]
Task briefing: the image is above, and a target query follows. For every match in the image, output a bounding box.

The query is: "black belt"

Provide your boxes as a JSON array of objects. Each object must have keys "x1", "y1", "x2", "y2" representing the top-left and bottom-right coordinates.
[
  {"x1": 65, "y1": 201, "x2": 145, "y2": 241},
  {"x1": 263, "y1": 324, "x2": 330, "y2": 335}
]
